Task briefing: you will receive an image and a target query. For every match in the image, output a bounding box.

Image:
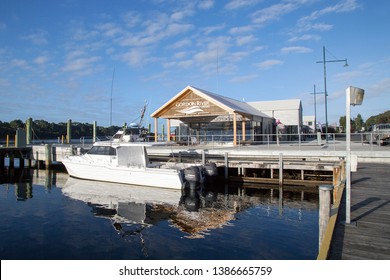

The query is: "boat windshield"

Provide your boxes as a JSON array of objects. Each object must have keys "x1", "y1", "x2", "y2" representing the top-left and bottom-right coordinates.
[{"x1": 87, "y1": 146, "x2": 116, "y2": 156}]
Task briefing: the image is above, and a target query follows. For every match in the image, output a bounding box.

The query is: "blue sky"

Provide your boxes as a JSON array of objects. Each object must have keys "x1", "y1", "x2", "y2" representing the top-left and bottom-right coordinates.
[{"x1": 1, "y1": 0, "x2": 389, "y2": 128}]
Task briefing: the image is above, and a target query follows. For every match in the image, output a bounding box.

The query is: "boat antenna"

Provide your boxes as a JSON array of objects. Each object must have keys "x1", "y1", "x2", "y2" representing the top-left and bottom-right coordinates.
[
  {"x1": 138, "y1": 100, "x2": 148, "y2": 127},
  {"x1": 110, "y1": 67, "x2": 115, "y2": 126}
]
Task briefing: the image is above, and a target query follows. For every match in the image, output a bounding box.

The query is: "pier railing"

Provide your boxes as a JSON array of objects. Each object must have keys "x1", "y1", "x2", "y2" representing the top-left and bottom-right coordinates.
[{"x1": 163, "y1": 132, "x2": 389, "y2": 150}]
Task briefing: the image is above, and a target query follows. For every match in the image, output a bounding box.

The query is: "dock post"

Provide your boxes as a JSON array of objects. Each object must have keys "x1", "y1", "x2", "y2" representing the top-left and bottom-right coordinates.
[
  {"x1": 18, "y1": 157, "x2": 24, "y2": 168},
  {"x1": 6, "y1": 134, "x2": 9, "y2": 147},
  {"x1": 0, "y1": 155, "x2": 4, "y2": 170},
  {"x1": 319, "y1": 184, "x2": 334, "y2": 249},
  {"x1": 279, "y1": 153, "x2": 283, "y2": 186},
  {"x1": 93, "y1": 121, "x2": 97, "y2": 143},
  {"x1": 202, "y1": 150, "x2": 206, "y2": 165},
  {"x1": 26, "y1": 118, "x2": 33, "y2": 145},
  {"x1": 45, "y1": 144, "x2": 52, "y2": 169},
  {"x1": 224, "y1": 152, "x2": 229, "y2": 180},
  {"x1": 36, "y1": 151, "x2": 40, "y2": 169},
  {"x1": 67, "y1": 119, "x2": 72, "y2": 144},
  {"x1": 9, "y1": 155, "x2": 14, "y2": 169}
]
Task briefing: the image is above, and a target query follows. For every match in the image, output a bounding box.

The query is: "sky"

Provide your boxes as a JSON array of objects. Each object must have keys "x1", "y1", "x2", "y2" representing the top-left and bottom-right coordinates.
[{"x1": 1, "y1": 0, "x2": 389, "y2": 128}]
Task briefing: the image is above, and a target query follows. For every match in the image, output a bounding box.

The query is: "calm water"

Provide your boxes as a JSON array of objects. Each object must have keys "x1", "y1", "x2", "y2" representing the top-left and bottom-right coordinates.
[{"x1": 0, "y1": 168, "x2": 320, "y2": 260}]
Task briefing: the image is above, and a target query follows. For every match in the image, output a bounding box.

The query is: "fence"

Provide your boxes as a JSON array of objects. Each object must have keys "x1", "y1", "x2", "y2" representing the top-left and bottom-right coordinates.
[{"x1": 161, "y1": 132, "x2": 389, "y2": 150}]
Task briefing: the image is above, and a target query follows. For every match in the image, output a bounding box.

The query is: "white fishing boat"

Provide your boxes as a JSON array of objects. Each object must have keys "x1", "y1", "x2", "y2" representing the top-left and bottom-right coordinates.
[{"x1": 62, "y1": 141, "x2": 217, "y2": 189}]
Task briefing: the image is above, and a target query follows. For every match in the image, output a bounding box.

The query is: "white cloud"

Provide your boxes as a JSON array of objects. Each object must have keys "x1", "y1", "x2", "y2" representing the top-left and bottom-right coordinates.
[
  {"x1": 169, "y1": 38, "x2": 192, "y2": 49},
  {"x1": 62, "y1": 56, "x2": 100, "y2": 73},
  {"x1": 10, "y1": 59, "x2": 30, "y2": 70},
  {"x1": 295, "y1": 0, "x2": 359, "y2": 33},
  {"x1": 21, "y1": 30, "x2": 48, "y2": 45},
  {"x1": 230, "y1": 74, "x2": 258, "y2": 83},
  {"x1": 203, "y1": 24, "x2": 225, "y2": 35},
  {"x1": 96, "y1": 23, "x2": 123, "y2": 37},
  {"x1": 121, "y1": 11, "x2": 142, "y2": 28},
  {"x1": 256, "y1": 59, "x2": 284, "y2": 69},
  {"x1": 121, "y1": 49, "x2": 149, "y2": 66},
  {"x1": 225, "y1": 0, "x2": 263, "y2": 10},
  {"x1": 251, "y1": 2, "x2": 299, "y2": 25},
  {"x1": 229, "y1": 25, "x2": 255, "y2": 35},
  {"x1": 236, "y1": 35, "x2": 255, "y2": 46},
  {"x1": 198, "y1": 0, "x2": 214, "y2": 10},
  {"x1": 300, "y1": 0, "x2": 360, "y2": 22},
  {"x1": 33, "y1": 56, "x2": 49, "y2": 65},
  {"x1": 281, "y1": 46, "x2": 312, "y2": 54},
  {"x1": 288, "y1": 34, "x2": 320, "y2": 42}
]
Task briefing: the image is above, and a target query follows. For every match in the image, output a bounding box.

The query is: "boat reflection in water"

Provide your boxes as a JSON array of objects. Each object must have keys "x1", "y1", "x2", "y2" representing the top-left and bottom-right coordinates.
[{"x1": 61, "y1": 178, "x2": 239, "y2": 243}]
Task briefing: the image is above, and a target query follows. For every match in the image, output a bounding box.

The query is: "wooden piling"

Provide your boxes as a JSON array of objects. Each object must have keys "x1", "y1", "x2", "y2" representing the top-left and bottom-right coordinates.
[
  {"x1": 67, "y1": 119, "x2": 72, "y2": 144},
  {"x1": 319, "y1": 184, "x2": 334, "y2": 249},
  {"x1": 0, "y1": 155, "x2": 4, "y2": 170},
  {"x1": 93, "y1": 121, "x2": 97, "y2": 143},
  {"x1": 224, "y1": 152, "x2": 229, "y2": 180},
  {"x1": 26, "y1": 118, "x2": 33, "y2": 145},
  {"x1": 45, "y1": 144, "x2": 52, "y2": 169},
  {"x1": 279, "y1": 153, "x2": 283, "y2": 186}
]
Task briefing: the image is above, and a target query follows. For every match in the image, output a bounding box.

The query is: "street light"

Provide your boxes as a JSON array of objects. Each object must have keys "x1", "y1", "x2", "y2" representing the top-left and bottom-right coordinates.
[
  {"x1": 345, "y1": 86, "x2": 364, "y2": 224},
  {"x1": 316, "y1": 46, "x2": 348, "y2": 142},
  {"x1": 309, "y1": 84, "x2": 325, "y2": 133}
]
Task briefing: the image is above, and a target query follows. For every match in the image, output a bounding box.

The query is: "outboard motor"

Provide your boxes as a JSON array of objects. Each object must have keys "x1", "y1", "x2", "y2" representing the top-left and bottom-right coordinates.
[
  {"x1": 180, "y1": 184, "x2": 201, "y2": 212},
  {"x1": 183, "y1": 166, "x2": 201, "y2": 188},
  {"x1": 203, "y1": 163, "x2": 218, "y2": 187}
]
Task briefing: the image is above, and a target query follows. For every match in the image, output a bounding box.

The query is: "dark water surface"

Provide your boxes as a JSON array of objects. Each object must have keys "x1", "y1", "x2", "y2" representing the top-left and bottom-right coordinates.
[{"x1": 0, "y1": 168, "x2": 319, "y2": 260}]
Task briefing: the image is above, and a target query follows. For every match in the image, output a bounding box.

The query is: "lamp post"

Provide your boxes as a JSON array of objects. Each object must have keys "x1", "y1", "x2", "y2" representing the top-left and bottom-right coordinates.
[
  {"x1": 316, "y1": 46, "x2": 348, "y2": 142},
  {"x1": 309, "y1": 84, "x2": 325, "y2": 133},
  {"x1": 345, "y1": 86, "x2": 364, "y2": 224}
]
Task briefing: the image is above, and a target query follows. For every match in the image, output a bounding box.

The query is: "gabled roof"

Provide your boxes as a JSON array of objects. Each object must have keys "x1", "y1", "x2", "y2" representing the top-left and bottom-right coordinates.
[
  {"x1": 151, "y1": 85, "x2": 269, "y2": 118},
  {"x1": 248, "y1": 99, "x2": 302, "y2": 111}
]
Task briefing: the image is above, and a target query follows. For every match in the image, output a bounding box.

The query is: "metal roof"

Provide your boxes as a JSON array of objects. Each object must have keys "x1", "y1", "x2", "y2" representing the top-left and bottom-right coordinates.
[{"x1": 151, "y1": 85, "x2": 270, "y2": 118}]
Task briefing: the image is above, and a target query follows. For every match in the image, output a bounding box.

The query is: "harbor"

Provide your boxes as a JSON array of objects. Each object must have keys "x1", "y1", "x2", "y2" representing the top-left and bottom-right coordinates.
[{"x1": 1, "y1": 136, "x2": 389, "y2": 259}]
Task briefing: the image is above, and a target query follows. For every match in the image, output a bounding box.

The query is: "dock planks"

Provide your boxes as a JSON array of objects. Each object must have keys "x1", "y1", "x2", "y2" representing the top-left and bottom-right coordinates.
[{"x1": 328, "y1": 163, "x2": 390, "y2": 259}]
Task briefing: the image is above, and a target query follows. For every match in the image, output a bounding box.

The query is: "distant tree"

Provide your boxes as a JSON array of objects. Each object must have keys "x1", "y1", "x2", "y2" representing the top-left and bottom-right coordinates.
[
  {"x1": 339, "y1": 116, "x2": 346, "y2": 132},
  {"x1": 365, "y1": 110, "x2": 390, "y2": 128},
  {"x1": 9, "y1": 119, "x2": 24, "y2": 129},
  {"x1": 354, "y1": 114, "x2": 364, "y2": 132}
]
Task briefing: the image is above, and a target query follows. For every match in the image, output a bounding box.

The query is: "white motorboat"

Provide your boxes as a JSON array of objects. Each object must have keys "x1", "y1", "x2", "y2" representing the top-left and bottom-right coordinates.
[{"x1": 62, "y1": 142, "x2": 216, "y2": 189}]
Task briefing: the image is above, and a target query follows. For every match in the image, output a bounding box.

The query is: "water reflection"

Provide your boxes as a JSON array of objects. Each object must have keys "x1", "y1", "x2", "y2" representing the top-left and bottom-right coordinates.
[
  {"x1": 60, "y1": 177, "x2": 319, "y2": 241},
  {"x1": 0, "y1": 169, "x2": 321, "y2": 259}
]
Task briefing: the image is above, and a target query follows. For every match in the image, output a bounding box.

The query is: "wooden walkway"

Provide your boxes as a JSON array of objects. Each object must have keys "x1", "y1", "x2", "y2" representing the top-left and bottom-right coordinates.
[{"x1": 328, "y1": 163, "x2": 390, "y2": 259}]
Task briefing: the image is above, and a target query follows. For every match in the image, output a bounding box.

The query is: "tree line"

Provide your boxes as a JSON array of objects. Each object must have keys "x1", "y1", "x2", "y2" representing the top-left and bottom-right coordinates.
[
  {"x1": 1, "y1": 110, "x2": 389, "y2": 140},
  {"x1": 338, "y1": 110, "x2": 390, "y2": 132},
  {"x1": 0, "y1": 119, "x2": 121, "y2": 141}
]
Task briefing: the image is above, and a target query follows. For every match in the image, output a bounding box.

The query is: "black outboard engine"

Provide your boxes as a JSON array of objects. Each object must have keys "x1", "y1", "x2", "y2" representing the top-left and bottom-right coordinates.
[
  {"x1": 180, "y1": 184, "x2": 201, "y2": 212},
  {"x1": 183, "y1": 166, "x2": 201, "y2": 188},
  {"x1": 203, "y1": 162, "x2": 218, "y2": 187}
]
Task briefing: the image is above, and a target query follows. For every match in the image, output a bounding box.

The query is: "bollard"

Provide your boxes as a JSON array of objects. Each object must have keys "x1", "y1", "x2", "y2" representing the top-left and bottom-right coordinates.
[{"x1": 319, "y1": 184, "x2": 334, "y2": 249}]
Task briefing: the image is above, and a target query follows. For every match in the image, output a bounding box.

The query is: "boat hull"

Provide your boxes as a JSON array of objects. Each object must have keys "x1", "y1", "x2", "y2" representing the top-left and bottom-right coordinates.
[{"x1": 62, "y1": 159, "x2": 184, "y2": 190}]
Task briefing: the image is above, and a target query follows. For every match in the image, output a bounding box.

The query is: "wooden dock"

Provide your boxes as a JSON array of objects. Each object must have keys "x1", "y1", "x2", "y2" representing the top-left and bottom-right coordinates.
[{"x1": 328, "y1": 163, "x2": 390, "y2": 259}]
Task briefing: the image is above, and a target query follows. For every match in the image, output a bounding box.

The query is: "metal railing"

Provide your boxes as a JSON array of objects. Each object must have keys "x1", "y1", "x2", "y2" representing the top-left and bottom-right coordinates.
[{"x1": 159, "y1": 132, "x2": 389, "y2": 150}]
